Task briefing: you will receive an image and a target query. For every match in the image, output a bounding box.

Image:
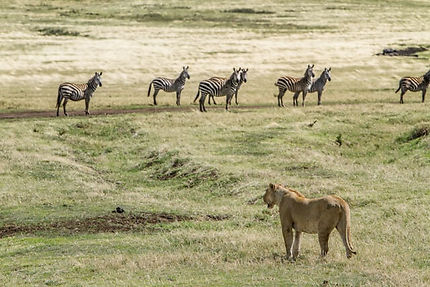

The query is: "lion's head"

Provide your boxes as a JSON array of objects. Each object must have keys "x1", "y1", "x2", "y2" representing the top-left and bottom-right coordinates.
[{"x1": 263, "y1": 183, "x2": 277, "y2": 209}]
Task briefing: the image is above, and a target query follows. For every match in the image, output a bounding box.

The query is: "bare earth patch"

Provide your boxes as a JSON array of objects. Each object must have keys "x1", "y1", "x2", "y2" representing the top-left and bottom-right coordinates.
[
  {"x1": 376, "y1": 46, "x2": 428, "y2": 57},
  {"x1": 0, "y1": 211, "x2": 229, "y2": 238}
]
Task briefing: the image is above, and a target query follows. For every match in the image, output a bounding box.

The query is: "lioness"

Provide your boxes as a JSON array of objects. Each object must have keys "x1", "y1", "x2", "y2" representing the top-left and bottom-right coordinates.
[{"x1": 264, "y1": 183, "x2": 356, "y2": 261}]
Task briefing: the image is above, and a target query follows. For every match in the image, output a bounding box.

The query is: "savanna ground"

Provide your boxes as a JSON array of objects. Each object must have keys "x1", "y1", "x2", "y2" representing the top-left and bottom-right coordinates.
[{"x1": 1, "y1": 0, "x2": 430, "y2": 286}]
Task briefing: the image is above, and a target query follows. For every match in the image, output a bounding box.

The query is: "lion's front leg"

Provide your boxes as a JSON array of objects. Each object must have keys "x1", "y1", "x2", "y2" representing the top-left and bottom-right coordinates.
[
  {"x1": 292, "y1": 231, "x2": 302, "y2": 261},
  {"x1": 281, "y1": 223, "x2": 293, "y2": 260}
]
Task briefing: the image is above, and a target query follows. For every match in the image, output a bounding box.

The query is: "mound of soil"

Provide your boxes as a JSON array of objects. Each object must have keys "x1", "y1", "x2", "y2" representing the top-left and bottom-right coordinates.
[
  {"x1": 0, "y1": 211, "x2": 230, "y2": 238},
  {"x1": 376, "y1": 47, "x2": 428, "y2": 57}
]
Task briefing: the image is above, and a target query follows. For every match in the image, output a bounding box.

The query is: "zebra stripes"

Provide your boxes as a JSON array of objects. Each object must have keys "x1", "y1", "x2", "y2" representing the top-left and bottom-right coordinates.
[
  {"x1": 308, "y1": 67, "x2": 331, "y2": 105},
  {"x1": 56, "y1": 72, "x2": 103, "y2": 116},
  {"x1": 395, "y1": 69, "x2": 430, "y2": 103},
  {"x1": 275, "y1": 64, "x2": 315, "y2": 107},
  {"x1": 193, "y1": 68, "x2": 241, "y2": 112},
  {"x1": 147, "y1": 66, "x2": 190, "y2": 106},
  {"x1": 208, "y1": 68, "x2": 249, "y2": 106}
]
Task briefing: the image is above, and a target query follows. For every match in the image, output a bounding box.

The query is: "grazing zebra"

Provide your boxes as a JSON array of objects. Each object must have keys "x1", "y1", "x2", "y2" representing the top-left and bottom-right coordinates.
[
  {"x1": 275, "y1": 64, "x2": 315, "y2": 107},
  {"x1": 308, "y1": 67, "x2": 331, "y2": 105},
  {"x1": 395, "y1": 69, "x2": 430, "y2": 103},
  {"x1": 193, "y1": 68, "x2": 241, "y2": 112},
  {"x1": 56, "y1": 72, "x2": 103, "y2": 117},
  {"x1": 147, "y1": 66, "x2": 190, "y2": 106},
  {"x1": 208, "y1": 68, "x2": 249, "y2": 106}
]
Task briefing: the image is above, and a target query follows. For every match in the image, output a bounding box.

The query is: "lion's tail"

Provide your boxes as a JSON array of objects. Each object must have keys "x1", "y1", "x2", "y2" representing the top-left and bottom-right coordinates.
[{"x1": 337, "y1": 199, "x2": 356, "y2": 258}]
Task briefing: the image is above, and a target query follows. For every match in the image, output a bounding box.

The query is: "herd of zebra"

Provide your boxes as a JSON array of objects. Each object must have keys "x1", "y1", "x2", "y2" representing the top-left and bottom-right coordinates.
[{"x1": 55, "y1": 66, "x2": 430, "y2": 116}]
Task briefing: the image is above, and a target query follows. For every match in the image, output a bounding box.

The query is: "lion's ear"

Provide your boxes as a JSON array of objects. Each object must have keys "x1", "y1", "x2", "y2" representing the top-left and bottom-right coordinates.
[{"x1": 269, "y1": 183, "x2": 275, "y2": 189}]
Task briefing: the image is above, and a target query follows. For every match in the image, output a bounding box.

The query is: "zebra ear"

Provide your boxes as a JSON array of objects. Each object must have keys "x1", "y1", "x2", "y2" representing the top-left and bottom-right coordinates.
[
  {"x1": 311, "y1": 64, "x2": 314, "y2": 68},
  {"x1": 186, "y1": 65, "x2": 189, "y2": 70},
  {"x1": 99, "y1": 72, "x2": 103, "y2": 76},
  {"x1": 328, "y1": 67, "x2": 331, "y2": 72}
]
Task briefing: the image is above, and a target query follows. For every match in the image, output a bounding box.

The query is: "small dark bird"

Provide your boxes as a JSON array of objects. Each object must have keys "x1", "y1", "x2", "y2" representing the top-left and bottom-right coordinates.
[
  {"x1": 335, "y1": 134, "x2": 343, "y2": 147},
  {"x1": 308, "y1": 120, "x2": 317, "y2": 127},
  {"x1": 113, "y1": 206, "x2": 125, "y2": 213}
]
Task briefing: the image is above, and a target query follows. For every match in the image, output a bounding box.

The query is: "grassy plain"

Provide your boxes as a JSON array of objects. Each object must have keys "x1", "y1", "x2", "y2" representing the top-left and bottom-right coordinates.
[{"x1": 1, "y1": 0, "x2": 430, "y2": 286}]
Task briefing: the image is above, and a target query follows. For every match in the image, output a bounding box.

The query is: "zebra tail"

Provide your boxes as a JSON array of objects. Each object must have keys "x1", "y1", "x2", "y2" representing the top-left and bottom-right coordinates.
[
  {"x1": 395, "y1": 86, "x2": 400, "y2": 93},
  {"x1": 147, "y1": 81, "x2": 152, "y2": 97},
  {"x1": 193, "y1": 90, "x2": 200, "y2": 103}
]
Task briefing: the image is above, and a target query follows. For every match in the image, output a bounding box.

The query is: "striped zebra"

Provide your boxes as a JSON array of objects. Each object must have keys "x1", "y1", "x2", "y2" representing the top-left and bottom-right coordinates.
[
  {"x1": 193, "y1": 68, "x2": 241, "y2": 112},
  {"x1": 395, "y1": 69, "x2": 430, "y2": 104},
  {"x1": 147, "y1": 66, "x2": 190, "y2": 106},
  {"x1": 275, "y1": 64, "x2": 315, "y2": 107},
  {"x1": 208, "y1": 68, "x2": 249, "y2": 106},
  {"x1": 56, "y1": 72, "x2": 103, "y2": 117},
  {"x1": 308, "y1": 67, "x2": 331, "y2": 105}
]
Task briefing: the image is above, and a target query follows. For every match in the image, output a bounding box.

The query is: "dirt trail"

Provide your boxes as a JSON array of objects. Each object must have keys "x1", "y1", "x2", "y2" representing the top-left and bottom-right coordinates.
[
  {"x1": 0, "y1": 211, "x2": 230, "y2": 238},
  {"x1": 0, "y1": 105, "x2": 271, "y2": 120}
]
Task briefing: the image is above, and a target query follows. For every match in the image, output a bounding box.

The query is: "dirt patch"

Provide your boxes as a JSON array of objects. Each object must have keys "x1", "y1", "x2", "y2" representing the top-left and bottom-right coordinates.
[
  {"x1": 0, "y1": 105, "x2": 271, "y2": 120},
  {"x1": 0, "y1": 211, "x2": 230, "y2": 238},
  {"x1": 376, "y1": 47, "x2": 428, "y2": 57}
]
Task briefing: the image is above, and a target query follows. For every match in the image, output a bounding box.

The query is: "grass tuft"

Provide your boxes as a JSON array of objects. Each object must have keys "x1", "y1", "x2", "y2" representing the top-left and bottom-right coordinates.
[
  {"x1": 36, "y1": 27, "x2": 82, "y2": 37},
  {"x1": 397, "y1": 124, "x2": 430, "y2": 143},
  {"x1": 224, "y1": 8, "x2": 275, "y2": 14}
]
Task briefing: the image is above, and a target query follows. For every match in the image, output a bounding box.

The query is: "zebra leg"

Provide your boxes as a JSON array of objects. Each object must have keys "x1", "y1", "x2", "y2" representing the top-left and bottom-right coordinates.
[
  {"x1": 318, "y1": 91, "x2": 322, "y2": 105},
  {"x1": 208, "y1": 95, "x2": 212, "y2": 105},
  {"x1": 422, "y1": 89, "x2": 426, "y2": 103},
  {"x1": 277, "y1": 89, "x2": 283, "y2": 107},
  {"x1": 176, "y1": 91, "x2": 181, "y2": 106},
  {"x1": 56, "y1": 96, "x2": 63, "y2": 117},
  {"x1": 279, "y1": 90, "x2": 286, "y2": 107},
  {"x1": 63, "y1": 99, "x2": 69, "y2": 116},
  {"x1": 400, "y1": 90, "x2": 406, "y2": 104},
  {"x1": 235, "y1": 90, "x2": 238, "y2": 105},
  {"x1": 302, "y1": 91, "x2": 307, "y2": 107},
  {"x1": 293, "y1": 92, "x2": 299, "y2": 106},
  {"x1": 85, "y1": 97, "x2": 90, "y2": 115},
  {"x1": 152, "y1": 89, "x2": 160, "y2": 105},
  {"x1": 199, "y1": 93, "x2": 207, "y2": 112},
  {"x1": 225, "y1": 95, "x2": 231, "y2": 111},
  {"x1": 212, "y1": 95, "x2": 217, "y2": 105}
]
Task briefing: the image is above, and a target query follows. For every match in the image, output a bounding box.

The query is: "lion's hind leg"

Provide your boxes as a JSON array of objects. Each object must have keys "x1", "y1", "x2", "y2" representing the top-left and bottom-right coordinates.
[{"x1": 318, "y1": 220, "x2": 336, "y2": 258}]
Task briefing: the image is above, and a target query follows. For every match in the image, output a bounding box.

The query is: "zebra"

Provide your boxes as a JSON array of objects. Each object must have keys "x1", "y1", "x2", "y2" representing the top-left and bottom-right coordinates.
[
  {"x1": 275, "y1": 64, "x2": 315, "y2": 107},
  {"x1": 56, "y1": 72, "x2": 103, "y2": 117},
  {"x1": 395, "y1": 69, "x2": 430, "y2": 104},
  {"x1": 308, "y1": 67, "x2": 331, "y2": 105},
  {"x1": 193, "y1": 68, "x2": 241, "y2": 112},
  {"x1": 147, "y1": 66, "x2": 190, "y2": 106},
  {"x1": 208, "y1": 68, "x2": 248, "y2": 106}
]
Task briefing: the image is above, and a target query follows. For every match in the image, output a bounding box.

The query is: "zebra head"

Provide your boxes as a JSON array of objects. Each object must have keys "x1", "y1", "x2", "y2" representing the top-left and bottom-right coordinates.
[
  {"x1": 240, "y1": 68, "x2": 248, "y2": 83},
  {"x1": 305, "y1": 64, "x2": 315, "y2": 78},
  {"x1": 181, "y1": 66, "x2": 190, "y2": 80},
  {"x1": 91, "y1": 72, "x2": 103, "y2": 87},
  {"x1": 323, "y1": 67, "x2": 331, "y2": 82},
  {"x1": 231, "y1": 68, "x2": 241, "y2": 84}
]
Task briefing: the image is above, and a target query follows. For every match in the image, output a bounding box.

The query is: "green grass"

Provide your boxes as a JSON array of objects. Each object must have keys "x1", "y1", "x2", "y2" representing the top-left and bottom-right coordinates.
[{"x1": 1, "y1": 103, "x2": 430, "y2": 286}]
